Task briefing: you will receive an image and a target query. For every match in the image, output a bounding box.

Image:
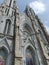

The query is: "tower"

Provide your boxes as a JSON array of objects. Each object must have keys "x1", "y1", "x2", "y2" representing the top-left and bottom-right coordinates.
[
  {"x1": 15, "y1": 6, "x2": 49, "y2": 65},
  {"x1": 0, "y1": 0, "x2": 49, "y2": 65},
  {"x1": 0, "y1": 0, "x2": 18, "y2": 65}
]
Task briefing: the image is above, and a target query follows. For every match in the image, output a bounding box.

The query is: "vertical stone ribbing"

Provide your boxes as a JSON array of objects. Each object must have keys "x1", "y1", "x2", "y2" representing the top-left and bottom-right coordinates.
[{"x1": 14, "y1": 6, "x2": 22, "y2": 65}]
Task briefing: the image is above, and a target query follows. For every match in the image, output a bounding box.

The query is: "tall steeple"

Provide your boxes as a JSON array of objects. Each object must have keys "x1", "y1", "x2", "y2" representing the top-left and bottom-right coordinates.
[
  {"x1": 0, "y1": 0, "x2": 17, "y2": 36},
  {"x1": 0, "y1": 0, "x2": 18, "y2": 65}
]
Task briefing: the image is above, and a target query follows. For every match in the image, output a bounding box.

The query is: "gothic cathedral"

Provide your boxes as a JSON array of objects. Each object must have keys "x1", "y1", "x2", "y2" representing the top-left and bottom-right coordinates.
[{"x1": 0, "y1": 0, "x2": 49, "y2": 65}]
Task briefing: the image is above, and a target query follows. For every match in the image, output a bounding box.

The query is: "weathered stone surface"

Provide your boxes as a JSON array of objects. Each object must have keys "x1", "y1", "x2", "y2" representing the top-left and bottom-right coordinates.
[{"x1": 0, "y1": 0, "x2": 49, "y2": 65}]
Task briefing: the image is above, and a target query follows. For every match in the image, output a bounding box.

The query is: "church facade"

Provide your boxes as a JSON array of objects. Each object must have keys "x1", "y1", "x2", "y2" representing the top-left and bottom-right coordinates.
[{"x1": 0, "y1": 0, "x2": 49, "y2": 65}]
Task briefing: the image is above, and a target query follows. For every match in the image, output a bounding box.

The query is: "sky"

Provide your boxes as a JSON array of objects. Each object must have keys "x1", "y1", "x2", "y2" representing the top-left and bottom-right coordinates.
[{"x1": 0, "y1": 0, "x2": 49, "y2": 34}]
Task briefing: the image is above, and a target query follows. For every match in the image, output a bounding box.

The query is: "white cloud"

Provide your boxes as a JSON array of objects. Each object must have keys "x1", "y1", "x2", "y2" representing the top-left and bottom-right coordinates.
[{"x1": 29, "y1": 1, "x2": 46, "y2": 14}]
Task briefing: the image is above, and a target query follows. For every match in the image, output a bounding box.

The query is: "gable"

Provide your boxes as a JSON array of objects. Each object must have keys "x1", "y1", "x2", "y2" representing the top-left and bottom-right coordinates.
[{"x1": 0, "y1": 37, "x2": 10, "y2": 53}]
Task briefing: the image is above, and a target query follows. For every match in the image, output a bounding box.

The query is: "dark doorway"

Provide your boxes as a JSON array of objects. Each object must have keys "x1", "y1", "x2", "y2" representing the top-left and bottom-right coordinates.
[{"x1": 26, "y1": 46, "x2": 36, "y2": 65}]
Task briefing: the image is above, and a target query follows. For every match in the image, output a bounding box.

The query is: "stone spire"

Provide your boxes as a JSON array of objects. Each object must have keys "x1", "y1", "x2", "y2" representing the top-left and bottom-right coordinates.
[
  {"x1": 4, "y1": 0, "x2": 16, "y2": 7},
  {"x1": 0, "y1": 0, "x2": 17, "y2": 36},
  {"x1": 3, "y1": 0, "x2": 16, "y2": 16}
]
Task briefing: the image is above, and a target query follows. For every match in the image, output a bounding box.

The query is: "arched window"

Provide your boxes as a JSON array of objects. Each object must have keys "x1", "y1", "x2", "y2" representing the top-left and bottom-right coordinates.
[
  {"x1": 26, "y1": 46, "x2": 36, "y2": 65},
  {"x1": 0, "y1": 47, "x2": 8, "y2": 65},
  {"x1": 4, "y1": 19, "x2": 11, "y2": 34}
]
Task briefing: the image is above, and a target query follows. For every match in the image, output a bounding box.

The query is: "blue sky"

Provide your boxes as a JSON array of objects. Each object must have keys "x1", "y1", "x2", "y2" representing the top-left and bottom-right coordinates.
[{"x1": 0, "y1": 0, "x2": 49, "y2": 34}]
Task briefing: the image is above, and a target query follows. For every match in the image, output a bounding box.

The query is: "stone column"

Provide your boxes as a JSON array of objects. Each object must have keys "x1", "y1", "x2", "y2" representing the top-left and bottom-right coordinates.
[{"x1": 14, "y1": 12, "x2": 22, "y2": 65}]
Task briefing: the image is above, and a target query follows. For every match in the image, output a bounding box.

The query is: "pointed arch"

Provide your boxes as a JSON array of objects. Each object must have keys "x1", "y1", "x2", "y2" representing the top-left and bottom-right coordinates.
[
  {"x1": 25, "y1": 44, "x2": 38, "y2": 65},
  {"x1": 25, "y1": 43, "x2": 35, "y2": 51},
  {"x1": 0, "y1": 45, "x2": 10, "y2": 54},
  {"x1": 0, "y1": 46, "x2": 9, "y2": 54},
  {"x1": 0, "y1": 38, "x2": 11, "y2": 53},
  {"x1": 0, "y1": 37, "x2": 11, "y2": 65},
  {"x1": 23, "y1": 23, "x2": 33, "y2": 34},
  {"x1": 20, "y1": 15, "x2": 34, "y2": 34},
  {"x1": 0, "y1": 46, "x2": 9, "y2": 65}
]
